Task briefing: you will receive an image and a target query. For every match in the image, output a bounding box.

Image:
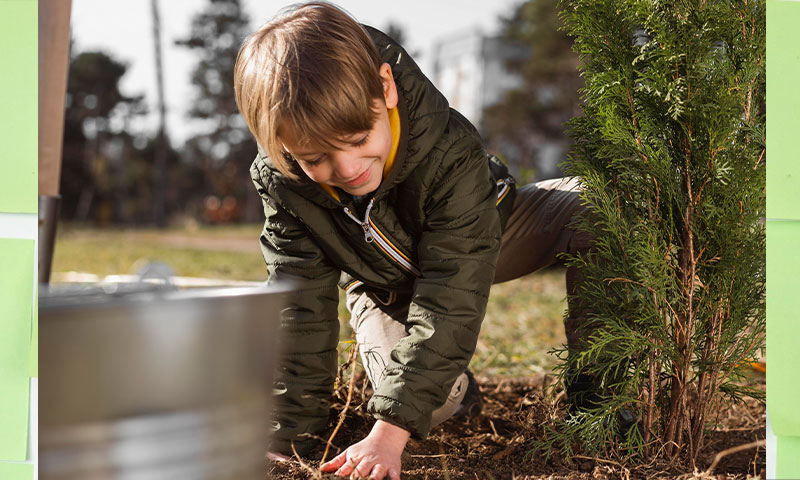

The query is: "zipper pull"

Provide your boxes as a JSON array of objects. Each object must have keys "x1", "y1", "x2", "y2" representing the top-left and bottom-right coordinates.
[
  {"x1": 361, "y1": 199, "x2": 376, "y2": 243},
  {"x1": 343, "y1": 206, "x2": 374, "y2": 243}
]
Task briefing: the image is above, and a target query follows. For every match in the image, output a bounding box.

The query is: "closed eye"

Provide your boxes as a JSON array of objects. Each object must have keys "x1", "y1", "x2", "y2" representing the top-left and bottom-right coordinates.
[
  {"x1": 300, "y1": 156, "x2": 324, "y2": 167},
  {"x1": 351, "y1": 134, "x2": 369, "y2": 147},
  {"x1": 283, "y1": 150, "x2": 322, "y2": 167}
]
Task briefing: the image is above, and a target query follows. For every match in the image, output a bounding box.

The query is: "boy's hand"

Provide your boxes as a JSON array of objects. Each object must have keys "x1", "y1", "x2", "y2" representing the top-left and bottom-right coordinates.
[{"x1": 320, "y1": 419, "x2": 409, "y2": 479}]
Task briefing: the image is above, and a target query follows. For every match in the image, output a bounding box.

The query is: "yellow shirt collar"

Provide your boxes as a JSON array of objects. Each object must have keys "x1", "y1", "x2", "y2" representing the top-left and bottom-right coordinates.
[{"x1": 384, "y1": 106, "x2": 401, "y2": 178}]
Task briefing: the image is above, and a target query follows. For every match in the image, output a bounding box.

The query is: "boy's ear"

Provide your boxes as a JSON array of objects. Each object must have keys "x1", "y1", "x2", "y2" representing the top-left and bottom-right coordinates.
[{"x1": 378, "y1": 63, "x2": 398, "y2": 110}]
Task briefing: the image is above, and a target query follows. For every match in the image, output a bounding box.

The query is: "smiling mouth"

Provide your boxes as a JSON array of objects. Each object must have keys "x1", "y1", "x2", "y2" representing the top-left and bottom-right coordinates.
[{"x1": 346, "y1": 168, "x2": 371, "y2": 187}]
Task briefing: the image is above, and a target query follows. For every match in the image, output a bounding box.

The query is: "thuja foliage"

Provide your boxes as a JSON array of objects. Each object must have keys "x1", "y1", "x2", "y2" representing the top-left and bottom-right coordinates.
[{"x1": 544, "y1": 0, "x2": 765, "y2": 464}]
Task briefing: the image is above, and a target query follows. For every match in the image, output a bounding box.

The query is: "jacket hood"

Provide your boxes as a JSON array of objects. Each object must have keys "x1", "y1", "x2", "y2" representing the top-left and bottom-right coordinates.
[{"x1": 255, "y1": 25, "x2": 451, "y2": 208}]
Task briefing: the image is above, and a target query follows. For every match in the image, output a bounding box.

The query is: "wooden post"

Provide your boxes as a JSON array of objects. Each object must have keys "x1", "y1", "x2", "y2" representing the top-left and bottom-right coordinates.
[
  {"x1": 38, "y1": 0, "x2": 72, "y2": 283},
  {"x1": 38, "y1": 0, "x2": 72, "y2": 197}
]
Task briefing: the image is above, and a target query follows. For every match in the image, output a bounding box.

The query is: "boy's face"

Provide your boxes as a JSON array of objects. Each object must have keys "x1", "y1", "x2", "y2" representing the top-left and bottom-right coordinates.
[{"x1": 280, "y1": 63, "x2": 398, "y2": 197}]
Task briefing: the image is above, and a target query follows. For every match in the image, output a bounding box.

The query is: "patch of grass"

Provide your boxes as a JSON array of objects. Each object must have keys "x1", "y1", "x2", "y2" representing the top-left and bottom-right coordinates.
[
  {"x1": 474, "y1": 268, "x2": 568, "y2": 376},
  {"x1": 52, "y1": 224, "x2": 569, "y2": 376},
  {"x1": 52, "y1": 223, "x2": 266, "y2": 281}
]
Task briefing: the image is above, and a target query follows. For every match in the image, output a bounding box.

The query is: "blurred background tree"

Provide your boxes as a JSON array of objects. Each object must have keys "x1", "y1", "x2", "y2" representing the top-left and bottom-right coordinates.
[
  {"x1": 61, "y1": 48, "x2": 204, "y2": 225},
  {"x1": 175, "y1": 0, "x2": 261, "y2": 223},
  {"x1": 482, "y1": 0, "x2": 582, "y2": 182},
  {"x1": 61, "y1": 50, "x2": 153, "y2": 224}
]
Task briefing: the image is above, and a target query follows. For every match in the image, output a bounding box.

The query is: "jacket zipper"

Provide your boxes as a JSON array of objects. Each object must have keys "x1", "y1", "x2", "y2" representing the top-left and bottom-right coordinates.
[
  {"x1": 343, "y1": 199, "x2": 421, "y2": 277},
  {"x1": 343, "y1": 177, "x2": 512, "y2": 278}
]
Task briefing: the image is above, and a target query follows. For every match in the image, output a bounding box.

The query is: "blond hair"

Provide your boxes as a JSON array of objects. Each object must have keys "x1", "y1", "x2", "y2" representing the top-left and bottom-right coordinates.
[{"x1": 234, "y1": 2, "x2": 384, "y2": 180}]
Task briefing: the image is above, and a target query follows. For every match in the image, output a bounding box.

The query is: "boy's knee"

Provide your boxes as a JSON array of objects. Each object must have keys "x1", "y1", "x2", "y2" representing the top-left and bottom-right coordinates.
[
  {"x1": 346, "y1": 291, "x2": 372, "y2": 331},
  {"x1": 568, "y1": 228, "x2": 595, "y2": 255}
]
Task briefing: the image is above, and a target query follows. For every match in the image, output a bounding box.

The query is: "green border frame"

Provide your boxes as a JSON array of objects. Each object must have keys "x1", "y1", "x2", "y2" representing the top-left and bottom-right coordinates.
[
  {"x1": 0, "y1": 0, "x2": 37, "y2": 214},
  {"x1": 767, "y1": 1, "x2": 800, "y2": 478},
  {"x1": 0, "y1": 0, "x2": 37, "y2": 474},
  {"x1": 0, "y1": 0, "x2": 795, "y2": 476}
]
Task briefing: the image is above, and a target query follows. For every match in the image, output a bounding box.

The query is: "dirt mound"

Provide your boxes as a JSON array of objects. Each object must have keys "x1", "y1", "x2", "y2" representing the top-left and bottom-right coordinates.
[{"x1": 269, "y1": 375, "x2": 765, "y2": 479}]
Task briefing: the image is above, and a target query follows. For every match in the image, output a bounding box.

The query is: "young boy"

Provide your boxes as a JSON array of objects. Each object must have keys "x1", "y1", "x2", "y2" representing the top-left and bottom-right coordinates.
[{"x1": 234, "y1": 3, "x2": 592, "y2": 478}]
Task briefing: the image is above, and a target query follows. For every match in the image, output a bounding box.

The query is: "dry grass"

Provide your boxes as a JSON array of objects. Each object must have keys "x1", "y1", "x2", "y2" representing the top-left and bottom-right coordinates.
[
  {"x1": 52, "y1": 223, "x2": 265, "y2": 281},
  {"x1": 54, "y1": 224, "x2": 570, "y2": 378},
  {"x1": 477, "y1": 269, "x2": 567, "y2": 377}
]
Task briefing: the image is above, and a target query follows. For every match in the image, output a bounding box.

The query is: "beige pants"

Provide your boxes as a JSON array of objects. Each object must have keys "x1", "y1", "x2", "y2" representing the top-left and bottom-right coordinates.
[{"x1": 346, "y1": 177, "x2": 591, "y2": 426}]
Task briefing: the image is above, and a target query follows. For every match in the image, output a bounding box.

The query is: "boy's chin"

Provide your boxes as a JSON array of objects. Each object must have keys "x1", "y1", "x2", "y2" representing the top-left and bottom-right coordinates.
[{"x1": 342, "y1": 183, "x2": 380, "y2": 196}]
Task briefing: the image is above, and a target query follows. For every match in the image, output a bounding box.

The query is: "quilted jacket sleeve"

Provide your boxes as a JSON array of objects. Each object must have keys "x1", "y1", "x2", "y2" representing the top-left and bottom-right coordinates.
[
  {"x1": 251, "y1": 163, "x2": 341, "y2": 456},
  {"x1": 367, "y1": 130, "x2": 502, "y2": 439}
]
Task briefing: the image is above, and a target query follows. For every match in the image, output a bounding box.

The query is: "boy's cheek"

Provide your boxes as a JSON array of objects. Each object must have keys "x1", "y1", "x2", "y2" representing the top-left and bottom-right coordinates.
[{"x1": 297, "y1": 164, "x2": 328, "y2": 184}]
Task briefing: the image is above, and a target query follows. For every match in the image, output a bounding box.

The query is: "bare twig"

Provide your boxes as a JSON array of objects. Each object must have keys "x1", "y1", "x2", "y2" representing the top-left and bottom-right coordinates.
[
  {"x1": 714, "y1": 426, "x2": 763, "y2": 433},
  {"x1": 291, "y1": 442, "x2": 323, "y2": 480},
  {"x1": 360, "y1": 369, "x2": 369, "y2": 399},
  {"x1": 439, "y1": 443, "x2": 451, "y2": 480},
  {"x1": 488, "y1": 418, "x2": 499, "y2": 437},
  {"x1": 705, "y1": 439, "x2": 765, "y2": 474},
  {"x1": 572, "y1": 455, "x2": 624, "y2": 468},
  {"x1": 320, "y1": 338, "x2": 360, "y2": 465},
  {"x1": 645, "y1": 332, "x2": 657, "y2": 449}
]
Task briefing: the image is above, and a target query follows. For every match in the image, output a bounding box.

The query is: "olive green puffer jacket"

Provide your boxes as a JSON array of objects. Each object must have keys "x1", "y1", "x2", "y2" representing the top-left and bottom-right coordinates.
[{"x1": 250, "y1": 26, "x2": 516, "y2": 456}]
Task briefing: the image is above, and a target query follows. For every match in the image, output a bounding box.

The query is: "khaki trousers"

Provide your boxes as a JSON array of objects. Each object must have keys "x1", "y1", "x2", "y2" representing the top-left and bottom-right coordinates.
[{"x1": 346, "y1": 177, "x2": 591, "y2": 427}]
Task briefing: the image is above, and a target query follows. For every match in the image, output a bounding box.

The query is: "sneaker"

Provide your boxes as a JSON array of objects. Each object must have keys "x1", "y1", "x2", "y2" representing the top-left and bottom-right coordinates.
[
  {"x1": 453, "y1": 369, "x2": 483, "y2": 419},
  {"x1": 615, "y1": 408, "x2": 644, "y2": 439}
]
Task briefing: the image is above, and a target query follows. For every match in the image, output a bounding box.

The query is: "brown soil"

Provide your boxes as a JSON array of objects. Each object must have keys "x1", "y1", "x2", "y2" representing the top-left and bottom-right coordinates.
[{"x1": 268, "y1": 374, "x2": 765, "y2": 480}]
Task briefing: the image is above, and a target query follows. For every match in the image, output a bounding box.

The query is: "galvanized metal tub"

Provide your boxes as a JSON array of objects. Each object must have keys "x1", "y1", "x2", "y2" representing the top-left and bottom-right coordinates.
[{"x1": 39, "y1": 283, "x2": 290, "y2": 480}]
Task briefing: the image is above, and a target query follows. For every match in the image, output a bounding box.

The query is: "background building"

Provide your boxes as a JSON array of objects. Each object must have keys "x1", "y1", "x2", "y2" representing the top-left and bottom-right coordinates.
[{"x1": 430, "y1": 29, "x2": 565, "y2": 181}]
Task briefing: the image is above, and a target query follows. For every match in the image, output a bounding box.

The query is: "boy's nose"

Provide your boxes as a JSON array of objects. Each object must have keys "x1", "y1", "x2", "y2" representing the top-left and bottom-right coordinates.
[{"x1": 331, "y1": 153, "x2": 361, "y2": 179}]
